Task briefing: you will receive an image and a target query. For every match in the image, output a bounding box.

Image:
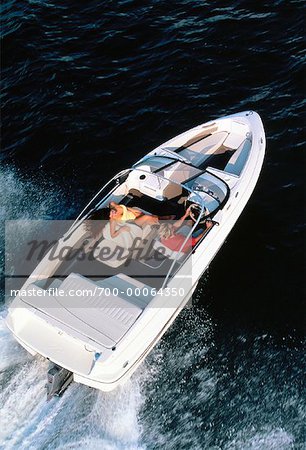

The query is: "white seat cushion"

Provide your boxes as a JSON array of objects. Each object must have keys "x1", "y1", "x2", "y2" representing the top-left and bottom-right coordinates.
[
  {"x1": 153, "y1": 239, "x2": 185, "y2": 261},
  {"x1": 102, "y1": 222, "x2": 142, "y2": 247},
  {"x1": 93, "y1": 239, "x2": 130, "y2": 268},
  {"x1": 187, "y1": 131, "x2": 228, "y2": 155},
  {"x1": 224, "y1": 140, "x2": 251, "y2": 176}
]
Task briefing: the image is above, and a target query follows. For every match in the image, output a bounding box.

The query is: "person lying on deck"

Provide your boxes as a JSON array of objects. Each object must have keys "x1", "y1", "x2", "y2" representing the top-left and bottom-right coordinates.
[
  {"x1": 109, "y1": 201, "x2": 158, "y2": 223},
  {"x1": 158, "y1": 207, "x2": 213, "y2": 253},
  {"x1": 85, "y1": 203, "x2": 176, "y2": 240},
  {"x1": 108, "y1": 201, "x2": 174, "y2": 239}
]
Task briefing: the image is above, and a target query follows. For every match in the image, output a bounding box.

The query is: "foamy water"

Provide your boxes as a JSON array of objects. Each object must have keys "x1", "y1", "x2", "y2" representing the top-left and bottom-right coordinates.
[
  {"x1": 0, "y1": 168, "x2": 304, "y2": 449},
  {"x1": 0, "y1": 168, "x2": 147, "y2": 449},
  {"x1": 0, "y1": 305, "x2": 146, "y2": 449}
]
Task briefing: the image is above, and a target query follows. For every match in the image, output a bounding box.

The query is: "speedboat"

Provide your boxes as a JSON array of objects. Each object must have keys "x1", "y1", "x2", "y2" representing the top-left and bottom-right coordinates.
[{"x1": 6, "y1": 111, "x2": 265, "y2": 399}]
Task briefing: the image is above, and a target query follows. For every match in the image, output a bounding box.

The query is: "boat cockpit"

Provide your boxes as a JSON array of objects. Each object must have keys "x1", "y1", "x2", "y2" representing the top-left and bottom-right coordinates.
[{"x1": 53, "y1": 155, "x2": 229, "y2": 294}]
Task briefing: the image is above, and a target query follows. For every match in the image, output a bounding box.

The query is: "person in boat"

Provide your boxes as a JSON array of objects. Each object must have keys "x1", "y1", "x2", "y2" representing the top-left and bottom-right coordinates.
[
  {"x1": 108, "y1": 201, "x2": 177, "y2": 239},
  {"x1": 86, "y1": 203, "x2": 174, "y2": 240},
  {"x1": 109, "y1": 201, "x2": 159, "y2": 224},
  {"x1": 158, "y1": 207, "x2": 213, "y2": 253},
  {"x1": 85, "y1": 208, "x2": 110, "y2": 239},
  {"x1": 84, "y1": 204, "x2": 158, "y2": 240},
  {"x1": 108, "y1": 201, "x2": 159, "y2": 238}
]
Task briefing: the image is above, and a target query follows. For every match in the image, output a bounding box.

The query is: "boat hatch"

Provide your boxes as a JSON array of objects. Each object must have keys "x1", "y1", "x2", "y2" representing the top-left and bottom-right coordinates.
[{"x1": 20, "y1": 273, "x2": 147, "y2": 348}]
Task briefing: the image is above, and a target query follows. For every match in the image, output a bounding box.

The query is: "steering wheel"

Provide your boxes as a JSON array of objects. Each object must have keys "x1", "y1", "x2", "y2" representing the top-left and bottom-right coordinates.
[{"x1": 187, "y1": 202, "x2": 208, "y2": 224}]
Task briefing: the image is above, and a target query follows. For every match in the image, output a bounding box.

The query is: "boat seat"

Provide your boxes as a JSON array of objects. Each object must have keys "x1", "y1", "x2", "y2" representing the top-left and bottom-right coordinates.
[
  {"x1": 180, "y1": 131, "x2": 228, "y2": 159},
  {"x1": 90, "y1": 222, "x2": 154, "y2": 268},
  {"x1": 188, "y1": 131, "x2": 229, "y2": 154},
  {"x1": 153, "y1": 239, "x2": 186, "y2": 261},
  {"x1": 129, "y1": 225, "x2": 160, "y2": 263},
  {"x1": 224, "y1": 139, "x2": 251, "y2": 176},
  {"x1": 162, "y1": 182, "x2": 183, "y2": 200},
  {"x1": 93, "y1": 239, "x2": 131, "y2": 268},
  {"x1": 182, "y1": 125, "x2": 218, "y2": 147},
  {"x1": 151, "y1": 220, "x2": 211, "y2": 261},
  {"x1": 23, "y1": 273, "x2": 144, "y2": 348},
  {"x1": 179, "y1": 131, "x2": 229, "y2": 167}
]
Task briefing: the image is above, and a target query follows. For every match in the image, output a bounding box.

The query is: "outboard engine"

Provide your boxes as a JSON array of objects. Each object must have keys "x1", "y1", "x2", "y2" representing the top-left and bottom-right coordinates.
[{"x1": 46, "y1": 363, "x2": 73, "y2": 401}]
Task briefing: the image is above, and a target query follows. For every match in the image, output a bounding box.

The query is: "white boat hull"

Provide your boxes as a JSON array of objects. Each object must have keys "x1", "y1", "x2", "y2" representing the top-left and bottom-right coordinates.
[{"x1": 6, "y1": 111, "x2": 265, "y2": 393}]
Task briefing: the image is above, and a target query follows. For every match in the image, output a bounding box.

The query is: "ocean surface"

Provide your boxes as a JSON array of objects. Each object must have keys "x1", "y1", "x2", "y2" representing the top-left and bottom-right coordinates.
[{"x1": 0, "y1": 1, "x2": 305, "y2": 449}]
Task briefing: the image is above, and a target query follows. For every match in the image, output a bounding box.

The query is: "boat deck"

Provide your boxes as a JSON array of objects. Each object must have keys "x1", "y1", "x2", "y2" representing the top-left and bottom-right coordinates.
[{"x1": 51, "y1": 247, "x2": 180, "y2": 291}]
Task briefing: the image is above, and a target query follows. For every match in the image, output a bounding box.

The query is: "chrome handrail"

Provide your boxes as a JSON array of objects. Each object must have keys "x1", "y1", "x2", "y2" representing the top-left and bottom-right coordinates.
[{"x1": 64, "y1": 169, "x2": 130, "y2": 240}]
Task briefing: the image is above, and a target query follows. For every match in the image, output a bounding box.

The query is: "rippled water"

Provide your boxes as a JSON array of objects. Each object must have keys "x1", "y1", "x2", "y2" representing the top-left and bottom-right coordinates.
[{"x1": 1, "y1": 0, "x2": 305, "y2": 448}]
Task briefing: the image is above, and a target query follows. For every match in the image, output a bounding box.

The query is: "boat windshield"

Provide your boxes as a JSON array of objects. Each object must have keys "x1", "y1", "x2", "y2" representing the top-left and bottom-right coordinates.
[
  {"x1": 133, "y1": 156, "x2": 174, "y2": 172},
  {"x1": 134, "y1": 156, "x2": 203, "y2": 184},
  {"x1": 186, "y1": 171, "x2": 228, "y2": 205}
]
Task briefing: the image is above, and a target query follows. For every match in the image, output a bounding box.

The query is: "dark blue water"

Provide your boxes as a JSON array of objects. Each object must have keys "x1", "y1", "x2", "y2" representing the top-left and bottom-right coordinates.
[{"x1": 1, "y1": 1, "x2": 305, "y2": 448}]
